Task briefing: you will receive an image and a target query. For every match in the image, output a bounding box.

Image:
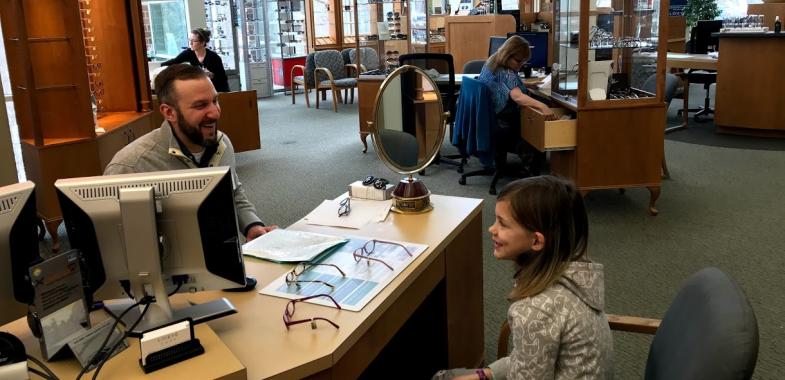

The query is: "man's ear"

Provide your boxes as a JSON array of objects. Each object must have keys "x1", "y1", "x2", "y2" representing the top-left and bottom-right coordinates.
[
  {"x1": 531, "y1": 232, "x2": 546, "y2": 253},
  {"x1": 160, "y1": 102, "x2": 177, "y2": 123}
]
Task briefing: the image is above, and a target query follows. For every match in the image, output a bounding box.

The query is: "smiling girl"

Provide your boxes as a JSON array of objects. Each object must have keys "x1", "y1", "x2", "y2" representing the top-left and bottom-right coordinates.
[{"x1": 435, "y1": 176, "x2": 613, "y2": 380}]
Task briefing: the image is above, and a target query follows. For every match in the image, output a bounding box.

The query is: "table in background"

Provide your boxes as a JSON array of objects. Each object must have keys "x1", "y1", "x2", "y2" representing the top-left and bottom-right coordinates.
[{"x1": 714, "y1": 32, "x2": 785, "y2": 137}]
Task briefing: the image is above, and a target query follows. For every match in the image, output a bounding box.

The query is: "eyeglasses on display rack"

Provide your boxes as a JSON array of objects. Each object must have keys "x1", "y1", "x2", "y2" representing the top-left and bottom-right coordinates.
[{"x1": 282, "y1": 294, "x2": 341, "y2": 330}]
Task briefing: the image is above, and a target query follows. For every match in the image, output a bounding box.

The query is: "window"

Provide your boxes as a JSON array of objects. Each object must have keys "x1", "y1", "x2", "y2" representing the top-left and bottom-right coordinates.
[{"x1": 142, "y1": 0, "x2": 188, "y2": 59}]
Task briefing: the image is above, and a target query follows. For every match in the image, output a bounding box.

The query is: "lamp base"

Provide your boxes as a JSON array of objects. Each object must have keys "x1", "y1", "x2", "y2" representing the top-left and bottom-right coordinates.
[{"x1": 391, "y1": 176, "x2": 433, "y2": 214}]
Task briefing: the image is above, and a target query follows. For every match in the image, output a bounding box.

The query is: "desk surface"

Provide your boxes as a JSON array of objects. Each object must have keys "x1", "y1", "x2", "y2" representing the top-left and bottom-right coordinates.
[
  {"x1": 189, "y1": 194, "x2": 483, "y2": 379},
  {"x1": 2, "y1": 195, "x2": 483, "y2": 380}
]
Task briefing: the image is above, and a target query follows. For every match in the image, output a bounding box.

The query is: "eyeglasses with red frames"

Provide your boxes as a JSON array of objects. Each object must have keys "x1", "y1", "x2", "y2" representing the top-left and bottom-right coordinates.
[
  {"x1": 352, "y1": 240, "x2": 412, "y2": 271},
  {"x1": 283, "y1": 294, "x2": 341, "y2": 330},
  {"x1": 285, "y1": 262, "x2": 346, "y2": 290}
]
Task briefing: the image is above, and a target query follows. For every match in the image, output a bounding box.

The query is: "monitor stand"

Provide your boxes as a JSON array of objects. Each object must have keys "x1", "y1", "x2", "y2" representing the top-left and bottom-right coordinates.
[
  {"x1": 110, "y1": 186, "x2": 237, "y2": 337},
  {"x1": 104, "y1": 297, "x2": 236, "y2": 337}
]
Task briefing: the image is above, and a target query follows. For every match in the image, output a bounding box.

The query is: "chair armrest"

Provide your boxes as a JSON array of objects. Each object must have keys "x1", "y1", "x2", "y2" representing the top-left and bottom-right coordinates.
[
  {"x1": 345, "y1": 63, "x2": 360, "y2": 76},
  {"x1": 314, "y1": 67, "x2": 335, "y2": 86},
  {"x1": 291, "y1": 64, "x2": 306, "y2": 79},
  {"x1": 607, "y1": 314, "x2": 661, "y2": 335}
]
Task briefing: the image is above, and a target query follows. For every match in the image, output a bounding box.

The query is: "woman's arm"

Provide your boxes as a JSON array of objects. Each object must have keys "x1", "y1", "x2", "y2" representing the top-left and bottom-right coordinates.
[
  {"x1": 509, "y1": 87, "x2": 555, "y2": 120},
  {"x1": 160, "y1": 50, "x2": 191, "y2": 66}
]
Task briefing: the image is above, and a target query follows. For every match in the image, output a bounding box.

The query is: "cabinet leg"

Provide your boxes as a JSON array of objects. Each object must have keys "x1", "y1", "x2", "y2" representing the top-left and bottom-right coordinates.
[
  {"x1": 647, "y1": 186, "x2": 661, "y2": 216},
  {"x1": 44, "y1": 219, "x2": 62, "y2": 252},
  {"x1": 361, "y1": 132, "x2": 368, "y2": 153}
]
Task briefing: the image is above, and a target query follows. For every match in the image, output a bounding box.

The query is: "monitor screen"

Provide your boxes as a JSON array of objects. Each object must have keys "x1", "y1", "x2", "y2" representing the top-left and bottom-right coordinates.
[
  {"x1": 507, "y1": 32, "x2": 549, "y2": 69},
  {"x1": 0, "y1": 181, "x2": 42, "y2": 326},
  {"x1": 691, "y1": 20, "x2": 722, "y2": 54},
  {"x1": 500, "y1": 0, "x2": 518, "y2": 11},
  {"x1": 488, "y1": 36, "x2": 508, "y2": 57},
  {"x1": 56, "y1": 167, "x2": 246, "y2": 333}
]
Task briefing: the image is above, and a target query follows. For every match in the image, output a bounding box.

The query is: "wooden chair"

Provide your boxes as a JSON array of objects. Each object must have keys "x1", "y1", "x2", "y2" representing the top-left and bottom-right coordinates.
[
  {"x1": 291, "y1": 52, "x2": 317, "y2": 108},
  {"x1": 313, "y1": 50, "x2": 358, "y2": 112},
  {"x1": 498, "y1": 267, "x2": 759, "y2": 379}
]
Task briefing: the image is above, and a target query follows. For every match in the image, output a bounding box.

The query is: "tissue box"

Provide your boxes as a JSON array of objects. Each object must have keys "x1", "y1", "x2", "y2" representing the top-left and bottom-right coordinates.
[{"x1": 349, "y1": 181, "x2": 394, "y2": 201}]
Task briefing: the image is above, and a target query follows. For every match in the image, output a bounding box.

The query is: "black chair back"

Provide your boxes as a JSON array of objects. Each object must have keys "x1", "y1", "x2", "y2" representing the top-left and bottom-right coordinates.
[
  {"x1": 398, "y1": 53, "x2": 456, "y2": 120},
  {"x1": 645, "y1": 267, "x2": 759, "y2": 380}
]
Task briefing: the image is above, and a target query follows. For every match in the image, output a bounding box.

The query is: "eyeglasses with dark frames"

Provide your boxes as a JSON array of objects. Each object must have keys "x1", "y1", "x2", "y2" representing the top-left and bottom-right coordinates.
[
  {"x1": 285, "y1": 262, "x2": 346, "y2": 290},
  {"x1": 352, "y1": 240, "x2": 412, "y2": 271},
  {"x1": 283, "y1": 294, "x2": 341, "y2": 330},
  {"x1": 338, "y1": 197, "x2": 351, "y2": 217}
]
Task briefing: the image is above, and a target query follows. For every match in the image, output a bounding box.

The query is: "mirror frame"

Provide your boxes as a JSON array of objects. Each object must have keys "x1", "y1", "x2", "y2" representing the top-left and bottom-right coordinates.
[{"x1": 369, "y1": 65, "x2": 449, "y2": 175}]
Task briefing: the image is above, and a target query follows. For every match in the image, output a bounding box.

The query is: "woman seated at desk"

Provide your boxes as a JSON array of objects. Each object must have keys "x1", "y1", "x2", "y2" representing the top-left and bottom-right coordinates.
[
  {"x1": 478, "y1": 35, "x2": 555, "y2": 127},
  {"x1": 478, "y1": 35, "x2": 554, "y2": 172}
]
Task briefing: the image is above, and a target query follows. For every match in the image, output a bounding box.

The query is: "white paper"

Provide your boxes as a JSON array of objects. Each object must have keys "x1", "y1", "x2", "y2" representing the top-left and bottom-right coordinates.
[
  {"x1": 304, "y1": 197, "x2": 392, "y2": 229},
  {"x1": 261, "y1": 235, "x2": 428, "y2": 311},
  {"x1": 242, "y1": 229, "x2": 348, "y2": 262}
]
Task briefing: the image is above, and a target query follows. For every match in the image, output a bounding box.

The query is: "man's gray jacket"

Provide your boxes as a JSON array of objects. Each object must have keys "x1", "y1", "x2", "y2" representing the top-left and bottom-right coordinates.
[{"x1": 104, "y1": 120, "x2": 264, "y2": 235}]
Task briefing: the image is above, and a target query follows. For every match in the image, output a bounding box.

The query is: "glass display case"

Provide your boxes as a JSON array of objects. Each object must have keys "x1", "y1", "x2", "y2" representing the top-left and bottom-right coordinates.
[
  {"x1": 237, "y1": 0, "x2": 273, "y2": 97},
  {"x1": 552, "y1": 0, "x2": 663, "y2": 107},
  {"x1": 355, "y1": 0, "x2": 411, "y2": 71},
  {"x1": 206, "y1": 0, "x2": 239, "y2": 72},
  {"x1": 269, "y1": 0, "x2": 308, "y2": 91}
]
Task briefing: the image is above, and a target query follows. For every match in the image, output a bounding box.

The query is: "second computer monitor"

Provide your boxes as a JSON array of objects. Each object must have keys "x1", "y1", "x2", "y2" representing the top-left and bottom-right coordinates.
[{"x1": 691, "y1": 20, "x2": 723, "y2": 54}]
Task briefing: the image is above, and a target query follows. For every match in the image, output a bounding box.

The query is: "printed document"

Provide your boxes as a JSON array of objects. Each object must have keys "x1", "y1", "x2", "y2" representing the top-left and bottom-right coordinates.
[
  {"x1": 260, "y1": 235, "x2": 428, "y2": 311},
  {"x1": 242, "y1": 229, "x2": 348, "y2": 263}
]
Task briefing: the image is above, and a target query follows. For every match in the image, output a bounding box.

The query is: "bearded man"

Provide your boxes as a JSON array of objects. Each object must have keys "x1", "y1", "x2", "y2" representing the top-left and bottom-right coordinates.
[{"x1": 105, "y1": 64, "x2": 275, "y2": 243}]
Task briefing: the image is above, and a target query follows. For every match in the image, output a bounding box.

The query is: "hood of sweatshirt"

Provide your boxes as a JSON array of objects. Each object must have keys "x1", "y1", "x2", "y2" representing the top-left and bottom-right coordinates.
[{"x1": 557, "y1": 261, "x2": 606, "y2": 313}]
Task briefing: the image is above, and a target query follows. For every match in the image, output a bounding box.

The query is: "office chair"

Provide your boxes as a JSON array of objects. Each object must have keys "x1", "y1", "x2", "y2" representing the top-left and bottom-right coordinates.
[
  {"x1": 497, "y1": 267, "x2": 759, "y2": 380},
  {"x1": 680, "y1": 27, "x2": 717, "y2": 122},
  {"x1": 398, "y1": 53, "x2": 466, "y2": 173},
  {"x1": 453, "y1": 77, "x2": 527, "y2": 195},
  {"x1": 642, "y1": 73, "x2": 680, "y2": 178},
  {"x1": 463, "y1": 59, "x2": 486, "y2": 74}
]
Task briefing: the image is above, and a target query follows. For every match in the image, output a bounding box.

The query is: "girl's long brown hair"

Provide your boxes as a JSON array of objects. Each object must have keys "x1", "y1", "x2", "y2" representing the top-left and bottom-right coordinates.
[{"x1": 497, "y1": 176, "x2": 589, "y2": 301}]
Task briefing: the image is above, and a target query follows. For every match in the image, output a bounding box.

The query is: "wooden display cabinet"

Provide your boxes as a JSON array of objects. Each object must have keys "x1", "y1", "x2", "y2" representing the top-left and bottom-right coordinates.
[
  {"x1": 444, "y1": 14, "x2": 516, "y2": 73},
  {"x1": 527, "y1": 0, "x2": 668, "y2": 215},
  {"x1": 1, "y1": 0, "x2": 153, "y2": 248}
]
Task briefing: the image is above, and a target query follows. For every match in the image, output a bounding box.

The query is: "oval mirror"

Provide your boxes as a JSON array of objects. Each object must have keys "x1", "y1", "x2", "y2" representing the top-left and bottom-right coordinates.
[{"x1": 368, "y1": 65, "x2": 448, "y2": 213}]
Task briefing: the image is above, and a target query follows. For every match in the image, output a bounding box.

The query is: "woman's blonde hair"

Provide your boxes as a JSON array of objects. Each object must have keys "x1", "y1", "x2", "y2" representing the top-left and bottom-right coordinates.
[
  {"x1": 496, "y1": 176, "x2": 589, "y2": 301},
  {"x1": 487, "y1": 35, "x2": 531, "y2": 73}
]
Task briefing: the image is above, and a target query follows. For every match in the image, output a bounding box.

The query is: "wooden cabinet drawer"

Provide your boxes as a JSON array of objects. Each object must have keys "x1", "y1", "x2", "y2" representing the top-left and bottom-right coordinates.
[{"x1": 522, "y1": 107, "x2": 576, "y2": 152}]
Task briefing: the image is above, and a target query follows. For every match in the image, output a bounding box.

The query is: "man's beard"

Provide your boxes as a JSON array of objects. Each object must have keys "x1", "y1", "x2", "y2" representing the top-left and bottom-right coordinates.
[{"x1": 176, "y1": 109, "x2": 218, "y2": 148}]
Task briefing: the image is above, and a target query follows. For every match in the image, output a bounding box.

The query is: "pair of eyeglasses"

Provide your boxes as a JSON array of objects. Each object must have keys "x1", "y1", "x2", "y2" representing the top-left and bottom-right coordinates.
[
  {"x1": 338, "y1": 197, "x2": 351, "y2": 217},
  {"x1": 386, "y1": 11, "x2": 400, "y2": 18},
  {"x1": 352, "y1": 240, "x2": 412, "y2": 271},
  {"x1": 285, "y1": 262, "x2": 346, "y2": 290},
  {"x1": 283, "y1": 294, "x2": 341, "y2": 330},
  {"x1": 388, "y1": 22, "x2": 401, "y2": 27}
]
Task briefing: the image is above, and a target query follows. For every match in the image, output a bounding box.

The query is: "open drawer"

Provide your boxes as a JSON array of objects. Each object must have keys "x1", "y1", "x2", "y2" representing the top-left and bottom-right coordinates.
[{"x1": 522, "y1": 107, "x2": 577, "y2": 152}]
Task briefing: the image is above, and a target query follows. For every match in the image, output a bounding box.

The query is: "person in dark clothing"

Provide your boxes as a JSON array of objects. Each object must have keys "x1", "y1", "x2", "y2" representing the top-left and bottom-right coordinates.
[{"x1": 162, "y1": 28, "x2": 229, "y2": 92}]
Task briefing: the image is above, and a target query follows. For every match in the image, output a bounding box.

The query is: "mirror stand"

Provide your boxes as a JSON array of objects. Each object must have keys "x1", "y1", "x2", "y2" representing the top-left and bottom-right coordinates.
[{"x1": 391, "y1": 174, "x2": 432, "y2": 214}]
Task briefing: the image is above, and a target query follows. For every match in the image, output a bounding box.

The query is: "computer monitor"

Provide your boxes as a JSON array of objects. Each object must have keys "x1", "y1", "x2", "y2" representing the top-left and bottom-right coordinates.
[
  {"x1": 691, "y1": 20, "x2": 722, "y2": 54},
  {"x1": 499, "y1": 0, "x2": 518, "y2": 11},
  {"x1": 507, "y1": 32, "x2": 548, "y2": 69},
  {"x1": 0, "y1": 181, "x2": 42, "y2": 326},
  {"x1": 55, "y1": 167, "x2": 246, "y2": 334},
  {"x1": 488, "y1": 36, "x2": 508, "y2": 57}
]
